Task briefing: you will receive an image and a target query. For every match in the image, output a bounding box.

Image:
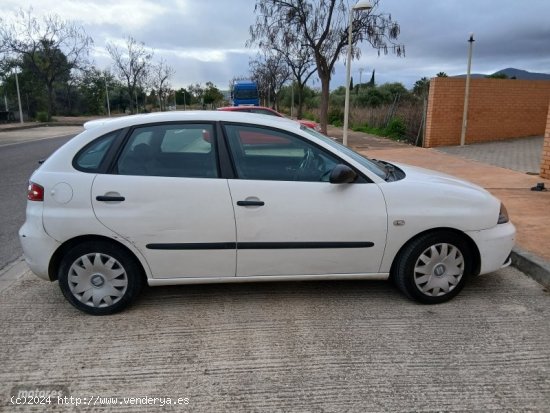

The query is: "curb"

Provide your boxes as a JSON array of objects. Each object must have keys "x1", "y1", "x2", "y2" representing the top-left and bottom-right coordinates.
[{"x1": 511, "y1": 246, "x2": 550, "y2": 288}]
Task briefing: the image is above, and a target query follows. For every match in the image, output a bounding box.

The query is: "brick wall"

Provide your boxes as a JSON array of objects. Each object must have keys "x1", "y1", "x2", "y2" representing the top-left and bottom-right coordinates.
[
  {"x1": 541, "y1": 104, "x2": 550, "y2": 179},
  {"x1": 424, "y1": 78, "x2": 550, "y2": 147}
]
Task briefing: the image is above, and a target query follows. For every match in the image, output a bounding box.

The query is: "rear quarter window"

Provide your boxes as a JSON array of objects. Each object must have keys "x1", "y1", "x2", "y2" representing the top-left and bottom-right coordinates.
[{"x1": 73, "y1": 131, "x2": 118, "y2": 172}]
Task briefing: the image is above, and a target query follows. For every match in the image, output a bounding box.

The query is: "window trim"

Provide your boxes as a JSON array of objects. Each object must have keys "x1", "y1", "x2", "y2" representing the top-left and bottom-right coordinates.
[{"x1": 219, "y1": 121, "x2": 370, "y2": 183}]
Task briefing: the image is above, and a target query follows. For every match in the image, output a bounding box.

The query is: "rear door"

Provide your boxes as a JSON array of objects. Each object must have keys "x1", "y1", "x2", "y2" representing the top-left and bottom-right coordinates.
[{"x1": 91, "y1": 122, "x2": 236, "y2": 279}]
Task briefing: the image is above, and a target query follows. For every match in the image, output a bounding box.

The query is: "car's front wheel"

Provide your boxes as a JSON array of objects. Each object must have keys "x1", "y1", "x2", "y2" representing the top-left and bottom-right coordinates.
[
  {"x1": 58, "y1": 241, "x2": 143, "y2": 315},
  {"x1": 393, "y1": 231, "x2": 472, "y2": 304}
]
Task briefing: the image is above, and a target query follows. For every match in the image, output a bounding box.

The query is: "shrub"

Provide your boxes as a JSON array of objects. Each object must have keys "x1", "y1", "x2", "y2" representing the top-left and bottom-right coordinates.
[
  {"x1": 328, "y1": 106, "x2": 343, "y2": 125},
  {"x1": 352, "y1": 117, "x2": 407, "y2": 141},
  {"x1": 36, "y1": 112, "x2": 49, "y2": 122},
  {"x1": 384, "y1": 117, "x2": 407, "y2": 139}
]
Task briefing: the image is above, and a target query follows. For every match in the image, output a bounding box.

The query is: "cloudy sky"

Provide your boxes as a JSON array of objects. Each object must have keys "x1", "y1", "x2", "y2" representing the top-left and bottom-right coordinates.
[{"x1": 3, "y1": 0, "x2": 549, "y2": 90}]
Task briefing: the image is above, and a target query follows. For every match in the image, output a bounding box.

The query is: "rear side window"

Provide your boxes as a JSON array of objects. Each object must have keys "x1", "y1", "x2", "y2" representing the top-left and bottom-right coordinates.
[
  {"x1": 73, "y1": 131, "x2": 118, "y2": 172},
  {"x1": 116, "y1": 123, "x2": 218, "y2": 178}
]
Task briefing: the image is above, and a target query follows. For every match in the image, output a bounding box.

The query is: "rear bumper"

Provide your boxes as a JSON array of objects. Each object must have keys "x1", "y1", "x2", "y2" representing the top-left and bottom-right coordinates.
[
  {"x1": 18, "y1": 202, "x2": 60, "y2": 281},
  {"x1": 466, "y1": 222, "x2": 516, "y2": 275}
]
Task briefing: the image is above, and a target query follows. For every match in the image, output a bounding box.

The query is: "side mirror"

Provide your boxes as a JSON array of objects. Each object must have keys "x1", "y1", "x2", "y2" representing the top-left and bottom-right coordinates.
[{"x1": 329, "y1": 164, "x2": 357, "y2": 184}]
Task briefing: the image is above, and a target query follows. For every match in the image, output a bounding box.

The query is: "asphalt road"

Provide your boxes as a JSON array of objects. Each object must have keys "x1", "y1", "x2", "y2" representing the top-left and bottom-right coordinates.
[
  {"x1": 0, "y1": 135, "x2": 73, "y2": 271},
  {"x1": 1, "y1": 266, "x2": 549, "y2": 411}
]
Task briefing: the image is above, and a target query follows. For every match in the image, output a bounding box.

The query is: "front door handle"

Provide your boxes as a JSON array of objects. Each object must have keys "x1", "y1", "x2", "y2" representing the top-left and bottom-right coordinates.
[
  {"x1": 96, "y1": 195, "x2": 125, "y2": 202},
  {"x1": 237, "y1": 200, "x2": 265, "y2": 207}
]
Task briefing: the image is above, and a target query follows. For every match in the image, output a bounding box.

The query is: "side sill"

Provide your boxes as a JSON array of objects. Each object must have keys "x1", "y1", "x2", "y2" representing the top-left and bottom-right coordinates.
[{"x1": 147, "y1": 272, "x2": 390, "y2": 286}]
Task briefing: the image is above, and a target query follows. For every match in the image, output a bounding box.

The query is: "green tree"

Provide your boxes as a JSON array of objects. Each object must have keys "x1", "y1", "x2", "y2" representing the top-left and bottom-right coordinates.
[
  {"x1": 436, "y1": 72, "x2": 448, "y2": 77},
  {"x1": 78, "y1": 68, "x2": 115, "y2": 115},
  {"x1": 412, "y1": 77, "x2": 430, "y2": 97},
  {"x1": 203, "y1": 82, "x2": 224, "y2": 106},
  {"x1": 368, "y1": 69, "x2": 375, "y2": 87},
  {"x1": 378, "y1": 82, "x2": 408, "y2": 101},
  {"x1": 175, "y1": 88, "x2": 192, "y2": 107},
  {"x1": 0, "y1": 9, "x2": 93, "y2": 120}
]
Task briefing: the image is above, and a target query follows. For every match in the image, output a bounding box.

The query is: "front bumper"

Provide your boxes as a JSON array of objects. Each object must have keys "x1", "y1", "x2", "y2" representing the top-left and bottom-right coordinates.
[
  {"x1": 465, "y1": 222, "x2": 516, "y2": 275},
  {"x1": 18, "y1": 202, "x2": 60, "y2": 280}
]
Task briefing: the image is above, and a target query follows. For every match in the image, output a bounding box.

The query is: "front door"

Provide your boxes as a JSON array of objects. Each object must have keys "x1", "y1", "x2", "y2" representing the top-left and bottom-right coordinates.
[{"x1": 222, "y1": 123, "x2": 387, "y2": 277}]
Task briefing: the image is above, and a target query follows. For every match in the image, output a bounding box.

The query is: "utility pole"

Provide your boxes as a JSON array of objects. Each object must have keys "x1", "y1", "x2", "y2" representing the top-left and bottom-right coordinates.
[
  {"x1": 105, "y1": 78, "x2": 111, "y2": 117},
  {"x1": 14, "y1": 69, "x2": 24, "y2": 124},
  {"x1": 460, "y1": 33, "x2": 475, "y2": 146}
]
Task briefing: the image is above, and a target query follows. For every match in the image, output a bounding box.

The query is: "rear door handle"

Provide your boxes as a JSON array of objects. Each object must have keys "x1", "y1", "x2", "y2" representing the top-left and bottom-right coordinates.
[
  {"x1": 96, "y1": 195, "x2": 125, "y2": 202},
  {"x1": 237, "y1": 200, "x2": 265, "y2": 206}
]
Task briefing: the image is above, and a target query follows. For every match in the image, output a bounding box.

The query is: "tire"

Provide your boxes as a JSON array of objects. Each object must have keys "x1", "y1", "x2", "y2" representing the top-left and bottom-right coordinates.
[
  {"x1": 58, "y1": 241, "x2": 143, "y2": 315},
  {"x1": 392, "y1": 231, "x2": 472, "y2": 304}
]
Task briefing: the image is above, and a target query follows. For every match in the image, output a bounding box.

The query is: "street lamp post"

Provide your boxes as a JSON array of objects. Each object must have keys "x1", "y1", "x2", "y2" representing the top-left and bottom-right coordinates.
[
  {"x1": 343, "y1": 0, "x2": 372, "y2": 146},
  {"x1": 105, "y1": 78, "x2": 111, "y2": 117},
  {"x1": 14, "y1": 68, "x2": 24, "y2": 124},
  {"x1": 460, "y1": 33, "x2": 475, "y2": 146}
]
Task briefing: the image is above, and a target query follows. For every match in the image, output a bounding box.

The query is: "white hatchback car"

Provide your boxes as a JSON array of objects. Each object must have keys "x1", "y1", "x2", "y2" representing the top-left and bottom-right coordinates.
[{"x1": 20, "y1": 111, "x2": 515, "y2": 315}]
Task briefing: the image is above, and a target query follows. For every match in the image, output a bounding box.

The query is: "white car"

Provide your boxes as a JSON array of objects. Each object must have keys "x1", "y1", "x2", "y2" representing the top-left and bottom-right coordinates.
[{"x1": 19, "y1": 111, "x2": 515, "y2": 315}]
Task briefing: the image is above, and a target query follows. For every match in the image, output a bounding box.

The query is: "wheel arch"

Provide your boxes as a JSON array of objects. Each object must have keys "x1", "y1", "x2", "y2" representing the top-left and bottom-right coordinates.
[
  {"x1": 389, "y1": 227, "x2": 481, "y2": 279},
  {"x1": 48, "y1": 234, "x2": 149, "y2": 282}
]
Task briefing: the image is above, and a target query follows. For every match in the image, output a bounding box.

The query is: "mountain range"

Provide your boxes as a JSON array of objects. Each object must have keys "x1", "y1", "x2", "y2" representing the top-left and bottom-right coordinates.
[{"x1": 454, "y1": 68, "x2": 550, "y2": 80}]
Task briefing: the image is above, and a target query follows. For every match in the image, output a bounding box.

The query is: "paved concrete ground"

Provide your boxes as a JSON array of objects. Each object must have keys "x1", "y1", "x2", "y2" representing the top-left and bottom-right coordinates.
[
  {"x1": 1, "y1": 267, "x2": 549, "y2": 412},
  {"x1": 438, "y1": 136, "x2": 545, "y2": 174}
]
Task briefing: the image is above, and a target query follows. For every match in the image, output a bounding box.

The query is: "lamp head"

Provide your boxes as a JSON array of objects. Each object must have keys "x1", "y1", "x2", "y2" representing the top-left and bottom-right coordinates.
[{"x1": 353, "y1": 0, "x2": 373, "y2": 11}]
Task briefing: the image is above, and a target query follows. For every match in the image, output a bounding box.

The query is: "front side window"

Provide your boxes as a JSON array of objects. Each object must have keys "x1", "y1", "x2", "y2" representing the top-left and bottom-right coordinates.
[
  {"x1": 117, "y1": 124, "x2": 218, "y2": 178},
  {"x1": 302, "y1": 127, "x2": 386, "y2": 179},
  {"x1": 224, "y1": 124, "x2": 340, "y2": 182}
]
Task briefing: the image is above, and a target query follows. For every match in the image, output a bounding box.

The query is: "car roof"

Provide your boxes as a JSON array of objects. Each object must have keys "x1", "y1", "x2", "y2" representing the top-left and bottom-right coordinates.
[{"x1": 83, "y1": 110, "x2": 300, "y2": 134}]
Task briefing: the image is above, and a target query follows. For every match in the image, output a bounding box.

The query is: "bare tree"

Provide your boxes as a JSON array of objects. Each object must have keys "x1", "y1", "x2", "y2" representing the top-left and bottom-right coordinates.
[
  {"x1": 151, "y1": 58, "x2": 174, "y2": 111},
  {"x1": 248, "y1": 17, "x2": 316, "y2": 119},
  {"x1": 107, "y1": 36, "x2": 153, "y2": 114},
  {"x1": 0, "y1": 8, "x2": 93, "y2": 120},
  {"x1": 250, "y1": 51, "x2": 290, "y2": 109},
  {"x1": 250, "y1": 0, "x2": 403, "y2": 133}
]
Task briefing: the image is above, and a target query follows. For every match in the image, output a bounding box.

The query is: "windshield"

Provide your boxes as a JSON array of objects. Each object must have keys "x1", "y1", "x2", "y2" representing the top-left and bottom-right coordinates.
[
  {"x1": 301, "y1": 127, "x2": 386, "y2": 179},
  {"x1": 234, "y1": 89, "x2": 258, "y2": 100}
]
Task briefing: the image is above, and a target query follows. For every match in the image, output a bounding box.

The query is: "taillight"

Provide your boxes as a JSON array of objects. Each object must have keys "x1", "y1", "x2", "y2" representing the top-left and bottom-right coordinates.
[{"x1": 27, "y1": 182, "x2": 44, "y2": 201}]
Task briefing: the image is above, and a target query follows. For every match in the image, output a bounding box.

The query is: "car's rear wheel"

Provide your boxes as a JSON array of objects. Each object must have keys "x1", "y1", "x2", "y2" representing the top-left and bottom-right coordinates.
[
  {"x1": 393, "y1": 231, "x2": 472, "y2": 304},
  {"x1": 58, "y1": 241, "x2": 143, "y2": 315}
]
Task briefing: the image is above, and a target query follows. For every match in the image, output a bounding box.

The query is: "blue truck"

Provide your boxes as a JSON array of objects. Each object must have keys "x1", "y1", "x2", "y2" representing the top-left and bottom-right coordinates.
[{"x1": 232, "y1": 80, "x2": 259, "y2": 106}]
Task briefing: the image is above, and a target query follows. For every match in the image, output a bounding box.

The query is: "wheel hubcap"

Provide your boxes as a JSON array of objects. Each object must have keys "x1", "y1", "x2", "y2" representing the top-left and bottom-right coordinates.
[
  {"x1": 90, "y1": 274, "x2": 105, "y2": 288},
  {"x1": 68, "y1": 253, "x2": 128, "y2": 308},
  {"x1": 413, "y1": 243, "x2": 464, "y2": 297}
]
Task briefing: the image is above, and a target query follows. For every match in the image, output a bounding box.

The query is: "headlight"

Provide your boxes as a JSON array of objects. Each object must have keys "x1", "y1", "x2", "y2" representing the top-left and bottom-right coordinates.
[{"x1": 497, "y1": 203, "x2": 509, "y2": 224}]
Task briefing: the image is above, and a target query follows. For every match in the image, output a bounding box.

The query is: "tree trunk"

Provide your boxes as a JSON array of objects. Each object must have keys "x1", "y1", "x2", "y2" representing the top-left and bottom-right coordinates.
[
  {"x1": 46, "y1": 83, "x2": 54, "y2": 121},
  {"x1": 297, "y1": 83, "x2": 304, "y2": 120},
  {"x1": 318, "y1": 75, "x2": 330, "y2": 134}
]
